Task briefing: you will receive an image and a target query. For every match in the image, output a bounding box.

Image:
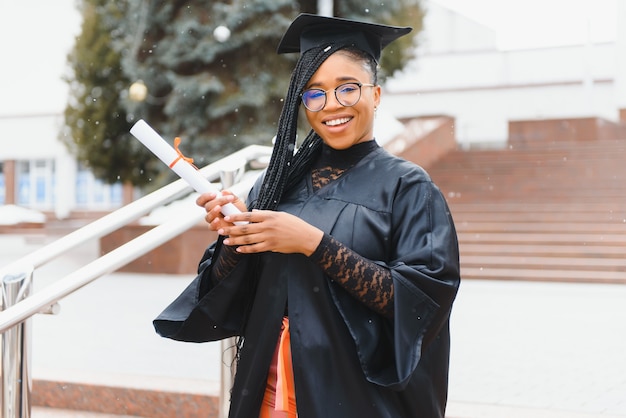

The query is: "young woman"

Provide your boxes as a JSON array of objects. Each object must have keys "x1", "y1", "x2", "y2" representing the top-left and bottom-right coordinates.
[{"x1": 154, "y1": 14, "x2": 460, "y2": 418}]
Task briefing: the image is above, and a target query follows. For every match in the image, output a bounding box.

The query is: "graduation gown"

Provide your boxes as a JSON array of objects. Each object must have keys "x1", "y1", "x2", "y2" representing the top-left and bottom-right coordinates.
[{"x1": 154, "y1": 146, "x2": 461, "y2": 418}]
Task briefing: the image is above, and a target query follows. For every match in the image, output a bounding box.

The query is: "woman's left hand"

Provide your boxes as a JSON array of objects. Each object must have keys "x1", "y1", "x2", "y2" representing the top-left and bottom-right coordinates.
[{"x1": 218, "y1": 210, "x2": 323, "y2": 256}]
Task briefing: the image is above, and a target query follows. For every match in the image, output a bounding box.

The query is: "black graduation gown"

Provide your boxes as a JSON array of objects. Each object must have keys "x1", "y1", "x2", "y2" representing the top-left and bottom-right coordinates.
[{"x1": 154, "y1": 146, "x2": 461, "y2": 418}]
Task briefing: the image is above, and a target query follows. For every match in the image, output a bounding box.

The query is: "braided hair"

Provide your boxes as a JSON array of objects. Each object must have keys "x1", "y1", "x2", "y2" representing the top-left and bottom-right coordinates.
[{"x1": 252, "y1": 42, "x2": 378, "y2": 210}]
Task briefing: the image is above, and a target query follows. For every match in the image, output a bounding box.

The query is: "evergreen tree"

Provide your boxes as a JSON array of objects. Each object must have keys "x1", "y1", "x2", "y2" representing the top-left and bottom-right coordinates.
[
  {"x1": 62, "y1": 0, "x2": 160, "y2": 187},
  {"x1": 64, "y1": 0, "x2": 424, "y2": 188}
]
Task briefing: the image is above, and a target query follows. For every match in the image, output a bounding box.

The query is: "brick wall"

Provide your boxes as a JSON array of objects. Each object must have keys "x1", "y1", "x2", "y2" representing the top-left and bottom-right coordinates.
[
  {"x1": 100, "y1": 224, "x2": 217, "y2": 274},
  {"x1": 509, "y1": 116, "x2": 626, "y2": 145}
]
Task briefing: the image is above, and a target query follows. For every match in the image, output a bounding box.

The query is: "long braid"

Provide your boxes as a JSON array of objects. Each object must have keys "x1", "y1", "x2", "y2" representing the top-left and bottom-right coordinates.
[
  {"x1": 253, "y1": 45, "x2": 338, "y2": 210},
  {"x1": 234, "y1": 46, "x2": 336, "y2": 372}
]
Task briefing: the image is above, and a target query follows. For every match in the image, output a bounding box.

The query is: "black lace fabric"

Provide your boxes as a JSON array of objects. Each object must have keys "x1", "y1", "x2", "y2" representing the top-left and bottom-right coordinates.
[
  {"x1": 308, "y1": 230, "x2": 394, "y2": 318},
  {"x1": 210, "y1": 140, "x2": 394, "y2": 318},
  {"x1": 210, "y1": 241, "x2": 240, "y2": 285}
]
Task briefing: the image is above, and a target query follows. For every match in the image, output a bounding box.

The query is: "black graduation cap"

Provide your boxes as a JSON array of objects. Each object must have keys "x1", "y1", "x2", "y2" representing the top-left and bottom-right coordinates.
[{"x1": 277, "y1": 13, "x2": 412, "y2": 62}]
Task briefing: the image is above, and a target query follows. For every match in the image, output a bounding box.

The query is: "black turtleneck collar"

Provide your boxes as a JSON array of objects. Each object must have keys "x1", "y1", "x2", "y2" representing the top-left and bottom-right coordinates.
[{"x1": 313, "y1": 140, "x2": 379, "y2": 170}]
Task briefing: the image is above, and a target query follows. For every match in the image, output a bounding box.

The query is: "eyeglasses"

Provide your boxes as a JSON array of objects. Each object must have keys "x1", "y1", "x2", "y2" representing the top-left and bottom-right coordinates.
[{"x1": 301, "y1": 82, "x2": 376, "y2": 112}]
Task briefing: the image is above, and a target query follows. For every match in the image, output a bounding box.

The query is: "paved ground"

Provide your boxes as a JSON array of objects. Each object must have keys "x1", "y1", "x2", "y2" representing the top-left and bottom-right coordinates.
[
  {"x1": 446, "y1": 280, "x2": 626, "y2": 417},
  {"x1": 1, "y1": 233, "x2": 625, "y2": 417}
]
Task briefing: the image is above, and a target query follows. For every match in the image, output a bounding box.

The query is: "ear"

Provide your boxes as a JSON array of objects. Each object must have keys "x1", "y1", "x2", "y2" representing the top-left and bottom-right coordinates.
[{"x1": 373, "y1": 84, "x2": 381, "y2": 108}]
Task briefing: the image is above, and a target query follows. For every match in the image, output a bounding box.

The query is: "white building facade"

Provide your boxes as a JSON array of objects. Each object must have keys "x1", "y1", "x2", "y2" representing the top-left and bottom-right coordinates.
[
  {"x1": 383, "y1": 1, "x2": 626, "y2": 148},
  {"x1": 0, "y1": 114, "x2": 123, "y2": 219}
]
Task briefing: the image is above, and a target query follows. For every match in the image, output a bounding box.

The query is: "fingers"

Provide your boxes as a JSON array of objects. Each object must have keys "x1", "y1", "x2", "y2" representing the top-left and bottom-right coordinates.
[
  {"x1": 205, "y1": 210, "x2": 223, "y2": 231},
  {"x1": 196, "y1": 191, "x2": 241, "y2": 209},
  {"x1": 218, "y1": 211, "x2": 263, "y2": 240},
  {"x1": 219, "y1": 211, "x2": 283, "y2": 253},
  {"x1": 218, "y1": 219, "x2": 252, "y2": 237},
  {"x1": 197, "y1": 192, "x2": 244, "y2": 231},
  {"x1": 217, "y1": 210, "x2": 321, "y2": 255},
  {"x1": 223, "y1": 231, "x2": 271, "y2": 254},
  {"x1": 196, "y1": 192, "x2": 217, "y2": 207}
]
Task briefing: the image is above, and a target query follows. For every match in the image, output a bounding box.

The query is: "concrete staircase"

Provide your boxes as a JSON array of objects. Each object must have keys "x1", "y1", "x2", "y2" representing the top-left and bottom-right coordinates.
[{"x1": 428, "y1": 139, "x2": 626, "y2": 284}]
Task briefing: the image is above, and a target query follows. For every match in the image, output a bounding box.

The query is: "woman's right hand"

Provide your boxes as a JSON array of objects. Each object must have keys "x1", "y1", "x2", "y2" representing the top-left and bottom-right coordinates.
[{"x1": 196, "y1": 191, "x2": 248, "y2": 232}]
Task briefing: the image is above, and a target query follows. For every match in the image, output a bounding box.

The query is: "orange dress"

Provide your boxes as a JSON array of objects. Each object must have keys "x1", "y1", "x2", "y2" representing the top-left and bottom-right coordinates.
[{"x1": 259, "y1": 317, "x2": 297, "y2": 418}]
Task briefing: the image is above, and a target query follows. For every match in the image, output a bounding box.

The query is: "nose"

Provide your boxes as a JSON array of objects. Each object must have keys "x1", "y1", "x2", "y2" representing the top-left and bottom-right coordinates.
[{"x1": 324, "y1": 91, "x2": 343, "y2": 110}]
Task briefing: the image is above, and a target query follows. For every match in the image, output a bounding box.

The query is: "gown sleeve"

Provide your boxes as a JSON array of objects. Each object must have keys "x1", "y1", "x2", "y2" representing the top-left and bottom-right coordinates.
[
  {"x1": 324, "y1": 173, "x2": 460, "y2": 390},
  {"x1": 152, "y1": 176, "x2": 266, "y2": 343},
  {"x1": 152, "y1": 239, "x2": 258, "y2": 342}
]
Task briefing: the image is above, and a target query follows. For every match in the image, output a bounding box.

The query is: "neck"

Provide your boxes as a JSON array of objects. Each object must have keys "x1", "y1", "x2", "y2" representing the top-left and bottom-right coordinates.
[{"x1": 314, "y1": 140, "x2": 378, "y2": 170}]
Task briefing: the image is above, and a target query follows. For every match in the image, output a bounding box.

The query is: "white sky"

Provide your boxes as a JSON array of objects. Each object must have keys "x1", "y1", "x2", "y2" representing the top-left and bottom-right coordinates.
[
  {"x1": 0, "y1": 0, "x2": 81, "y2": 115},
  {"x1": 431, "y1": 0, "x2": 618, "y2": 50},
  {"x1": 0, "y1": 0, "x2": 619, "y2": 116}
]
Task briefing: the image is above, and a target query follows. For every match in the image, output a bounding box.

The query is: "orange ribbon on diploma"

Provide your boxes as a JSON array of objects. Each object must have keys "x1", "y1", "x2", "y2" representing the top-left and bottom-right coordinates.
[
  {"x1": 169, "y1": 137, "x2": 197, "y2": 170},
  {"x1": 129, "y1": 119, "x2": 243, "y2": 220}
]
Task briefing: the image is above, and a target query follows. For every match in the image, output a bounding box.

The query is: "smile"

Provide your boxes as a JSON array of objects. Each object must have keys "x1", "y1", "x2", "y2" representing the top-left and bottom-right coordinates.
[{"x1": 323, "y1": 117, "x2": 352, "y2": 126}]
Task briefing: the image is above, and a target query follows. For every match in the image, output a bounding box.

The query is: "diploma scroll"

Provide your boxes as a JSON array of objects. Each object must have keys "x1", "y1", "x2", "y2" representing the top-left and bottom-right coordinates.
[{"x1": 130, "y1": 119, "x2": 244, "y2": 222}]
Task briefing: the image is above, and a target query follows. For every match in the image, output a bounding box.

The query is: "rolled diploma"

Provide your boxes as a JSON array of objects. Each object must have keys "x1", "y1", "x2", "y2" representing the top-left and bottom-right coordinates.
[{"x1": 130, "y1": 119, "x2": 243, "y2": 220}]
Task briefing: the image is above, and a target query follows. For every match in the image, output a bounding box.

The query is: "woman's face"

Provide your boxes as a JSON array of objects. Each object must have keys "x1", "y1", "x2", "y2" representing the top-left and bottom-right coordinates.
[{"x1": 303, "y1": 51, "x2": 381, "y2": 150}]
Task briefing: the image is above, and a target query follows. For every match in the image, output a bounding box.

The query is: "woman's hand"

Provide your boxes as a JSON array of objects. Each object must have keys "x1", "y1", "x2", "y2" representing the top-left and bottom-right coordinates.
[
  {"x1": 196, "y1": 191, "x2": 248, "y2": 232},
  {"x1": 218, "y1": 210, "x2": 324, "y2": 256}
]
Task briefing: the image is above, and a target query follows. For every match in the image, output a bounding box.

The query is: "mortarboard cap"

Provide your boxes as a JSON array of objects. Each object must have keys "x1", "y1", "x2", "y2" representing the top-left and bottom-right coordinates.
[{"x1": 277, "y1": 13, "x2": 412, "y2": 62}]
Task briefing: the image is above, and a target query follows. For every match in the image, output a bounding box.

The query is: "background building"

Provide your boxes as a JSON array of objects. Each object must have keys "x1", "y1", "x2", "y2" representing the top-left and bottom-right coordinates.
[{"x1": 384, "y1": 0, "x2": 626, "y2": 148}]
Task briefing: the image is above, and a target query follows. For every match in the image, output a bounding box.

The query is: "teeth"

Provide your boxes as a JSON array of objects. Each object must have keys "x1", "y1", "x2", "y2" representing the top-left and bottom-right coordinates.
[{"x1": 324, "y1": 117, "x2": 351, "y2": 126}]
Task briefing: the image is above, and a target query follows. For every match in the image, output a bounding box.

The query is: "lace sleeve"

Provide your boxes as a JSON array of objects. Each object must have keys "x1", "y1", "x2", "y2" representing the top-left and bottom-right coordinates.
[
  {"x1": 309, "y1": 233, "x2": 394, "y2": 318},
  {"x1": 209, "y1": 241, "x2": 242, "y2": 285}
]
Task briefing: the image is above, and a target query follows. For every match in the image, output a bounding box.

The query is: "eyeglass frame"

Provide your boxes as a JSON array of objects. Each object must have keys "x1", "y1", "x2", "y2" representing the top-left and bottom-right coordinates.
[{"x1": 300, "y1": 82, "x2": 376, "y2": 112}]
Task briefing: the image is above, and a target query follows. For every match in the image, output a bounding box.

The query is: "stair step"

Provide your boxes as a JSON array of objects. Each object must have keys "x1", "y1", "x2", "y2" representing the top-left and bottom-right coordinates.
[
  {"x1": 449, "y1": 202, "x2": 626, "y2": 212},
  {"x1": 461, "y1": 255, "x2": 626, "y2": 270},
  {"x1": 460, "y1": 243, "x2": 626, "y2": 257},
  {"x1": 455, "y1": 222, "x2": 626, "y2": 233},
  {"x1": 458, "y1": 232, "x2": 626, "y2": 245},
  {"x1": 451, "y1": 212, "x2": 626, "y2": 223},
  {"x1": 461, "y1": 266, "x2": 626, "y2": 284},
  {"x1": 32, "y1": 407, "x2": 141, "y2": 418}
]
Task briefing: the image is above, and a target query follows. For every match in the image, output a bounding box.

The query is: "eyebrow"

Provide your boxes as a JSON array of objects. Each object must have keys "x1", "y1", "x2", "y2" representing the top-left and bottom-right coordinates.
[{"x1": 306, "y1": 76, "x2": 361, "y2": 89}]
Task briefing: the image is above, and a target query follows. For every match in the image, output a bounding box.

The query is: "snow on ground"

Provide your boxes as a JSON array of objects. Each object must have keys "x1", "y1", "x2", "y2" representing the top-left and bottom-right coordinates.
[{"x1": 0, "y1": 205, "x2": 46, "y2": 225}]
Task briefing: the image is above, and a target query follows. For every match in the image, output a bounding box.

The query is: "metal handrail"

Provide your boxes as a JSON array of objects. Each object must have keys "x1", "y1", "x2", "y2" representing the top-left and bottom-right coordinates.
[
  {"x1": 0, "y1": 174, "x2": 259, "y2": 332},
  {"x1": 0, "y1": 144, "x2": 271, "y2": 417}
]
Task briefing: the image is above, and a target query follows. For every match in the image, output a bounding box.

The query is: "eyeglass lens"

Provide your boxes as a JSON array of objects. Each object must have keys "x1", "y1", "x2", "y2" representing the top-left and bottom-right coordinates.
[{"x1": 302, "y1": 83, "x2": 364, "y2": 112}]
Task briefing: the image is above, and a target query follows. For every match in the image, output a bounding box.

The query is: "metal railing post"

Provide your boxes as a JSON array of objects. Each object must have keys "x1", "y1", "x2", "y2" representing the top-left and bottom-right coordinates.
[{"x1": 1, "y1": 267, "x2": 33, "y2": 418}]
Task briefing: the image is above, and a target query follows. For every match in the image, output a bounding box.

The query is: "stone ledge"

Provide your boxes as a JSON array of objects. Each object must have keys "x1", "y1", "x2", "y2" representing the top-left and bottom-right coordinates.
[
  {"x1": 385, "y1": 115, "x2": 457, "y2": 169},
  {"x1": 33, "y1": 379, "x2": 219, "y2": 418},
  {"x1": 0, "y1": 222, "x2": 45, "y2": 233}
]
